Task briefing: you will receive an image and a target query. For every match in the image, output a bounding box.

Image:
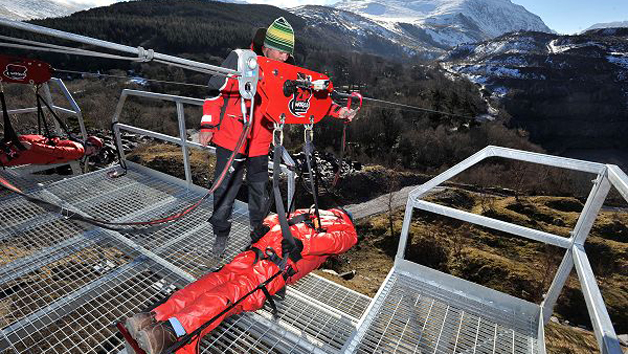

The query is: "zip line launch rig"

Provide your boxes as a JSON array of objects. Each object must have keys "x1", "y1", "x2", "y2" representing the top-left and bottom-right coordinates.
[{"x1": 0, "y1": 18, "x2": 625, "y2": 354}]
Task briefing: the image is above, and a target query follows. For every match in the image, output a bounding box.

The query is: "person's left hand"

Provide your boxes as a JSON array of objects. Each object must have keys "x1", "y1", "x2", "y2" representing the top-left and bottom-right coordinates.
[
  {"x1": 337, "y1": 107, "x2": 359, "y2": 122},
  {"x1": 282, "y1": 238, "x2": 304, "y2": 262}
]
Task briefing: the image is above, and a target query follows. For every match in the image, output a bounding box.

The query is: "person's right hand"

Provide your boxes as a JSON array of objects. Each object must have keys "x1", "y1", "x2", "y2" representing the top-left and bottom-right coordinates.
[{"x1": 199, "y1": 130, "x2": 214, "y2": 146}]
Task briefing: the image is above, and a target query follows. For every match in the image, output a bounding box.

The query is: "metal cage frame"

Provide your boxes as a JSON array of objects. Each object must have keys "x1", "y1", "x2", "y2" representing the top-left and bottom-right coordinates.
[{"x1": 345, "y1": 145, "x2": 625, "y2": 354}]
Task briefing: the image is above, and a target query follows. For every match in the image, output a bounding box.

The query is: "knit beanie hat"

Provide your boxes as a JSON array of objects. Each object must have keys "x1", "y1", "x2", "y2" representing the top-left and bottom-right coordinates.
[{"x1": 264, "y1": 17, "x2": 295, "y2": 55}]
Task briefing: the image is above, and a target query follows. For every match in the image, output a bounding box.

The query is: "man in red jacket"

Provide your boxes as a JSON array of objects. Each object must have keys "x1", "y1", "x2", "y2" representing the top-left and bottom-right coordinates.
[
  {"x1": 199, "y1": 17, "x2": 357, "y2": 257},
  {"x1": 124, "y1": 208, "x2": 357, "y2": 354}
]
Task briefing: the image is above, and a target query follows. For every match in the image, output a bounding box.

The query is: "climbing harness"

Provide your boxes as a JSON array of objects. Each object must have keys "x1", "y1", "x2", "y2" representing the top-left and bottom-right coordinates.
[
  {"x1": 271, "y1": 117, "x2": 302, "y2": 268},
  {"x1": 302, "y1": 118, "x2": 324, "y2": 230}
]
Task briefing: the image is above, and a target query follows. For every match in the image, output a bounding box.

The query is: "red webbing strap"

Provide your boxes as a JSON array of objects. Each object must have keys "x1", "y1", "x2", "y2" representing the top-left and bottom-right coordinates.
[{"x1": 0, "y1": 176, "x2": 22, "y2": 193}]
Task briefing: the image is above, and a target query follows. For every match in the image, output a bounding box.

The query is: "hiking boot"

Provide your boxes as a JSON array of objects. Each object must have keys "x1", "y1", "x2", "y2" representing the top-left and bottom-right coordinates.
[
  {"x1": 212, "y1": 235, "x2": 228, "y2": 258},
  {"x1": 136, "y1": 322, "x2": 178, "y2": 354},
  {"x1": 125, "y1": 312, "x2": 156, "y2": 340}
]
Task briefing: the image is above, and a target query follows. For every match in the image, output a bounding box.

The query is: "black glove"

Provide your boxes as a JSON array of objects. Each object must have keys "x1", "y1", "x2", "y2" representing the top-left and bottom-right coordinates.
[
  {"x1": 281, "y1": 238, "x2": 303, "y2": 263},
  {"x1": 250, "y1": 224, "x2": 270, "y2": 244}
]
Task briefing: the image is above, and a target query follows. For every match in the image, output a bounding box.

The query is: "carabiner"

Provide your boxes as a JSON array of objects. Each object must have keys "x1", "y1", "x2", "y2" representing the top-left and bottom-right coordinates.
[{"x1": 273, "y1": 115, "x2": 285, "y2": 147}]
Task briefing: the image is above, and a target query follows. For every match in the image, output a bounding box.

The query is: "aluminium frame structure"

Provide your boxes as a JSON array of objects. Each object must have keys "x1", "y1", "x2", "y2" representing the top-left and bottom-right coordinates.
[{"x1": 346, "y1": 145, "x2": 624, "y2": 354}]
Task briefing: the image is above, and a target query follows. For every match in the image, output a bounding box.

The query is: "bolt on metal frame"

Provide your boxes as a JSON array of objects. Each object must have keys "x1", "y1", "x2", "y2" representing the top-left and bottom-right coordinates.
[{"x1": 347, "y1": 145, "x2": 624, "y2": 354}]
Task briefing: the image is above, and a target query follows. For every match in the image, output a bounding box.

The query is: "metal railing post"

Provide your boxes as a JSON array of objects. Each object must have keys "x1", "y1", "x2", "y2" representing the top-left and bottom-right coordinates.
[
  {"x1": 542, "y1": 171, "x2": 611, "y2": 323},
  {"x1": 51, "y1": 78, "x2": 87, "y2": 141},
  {"x1": 41, "y1": 83, "x2": 62, "y2": 133},
  {"x1": 572, "y1": 245, "x2": 622, "y2": 354},
  {"x1": 176, "y1": 101, "x2": 193, "y2": 189},
  {"x1": 395, "y1": 201, "x2": 414, "y2": 262},
  {"x1": 111, "y1": 91, "x2": 129, "y2": 163},
  {"x1": 541, "y1": 249, "x2": 574, "y2": 324},
  {"x1": 571, "y1": 172, "x2": 611, "y2": 245}
]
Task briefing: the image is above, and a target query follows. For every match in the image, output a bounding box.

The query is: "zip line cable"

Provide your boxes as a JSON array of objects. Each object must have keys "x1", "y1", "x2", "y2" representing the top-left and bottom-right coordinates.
[
  {"x1": 0, "y1": 35, "x2": 234, "y2": 77},
  {"x1": 334, "y1": 91, "x2": 477, "y2": 120},
  {"x1": 0, "y1": 42, "x2": 143, "y2": 61}
]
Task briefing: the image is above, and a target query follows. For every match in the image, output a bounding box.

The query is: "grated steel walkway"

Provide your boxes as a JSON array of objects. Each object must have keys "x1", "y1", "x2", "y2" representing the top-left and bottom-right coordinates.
[
  {"x1": 0, "y1": 162, "x2": 371, "y2": 354},
  {"x1": 343, "y1": 261, "x2": 541, "y2": 354}
]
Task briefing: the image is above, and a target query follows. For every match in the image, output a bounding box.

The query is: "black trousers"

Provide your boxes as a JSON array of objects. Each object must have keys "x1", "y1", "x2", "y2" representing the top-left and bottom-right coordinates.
[{"x1": 209, "y1": 146, "x2": 270, "y2": 239}]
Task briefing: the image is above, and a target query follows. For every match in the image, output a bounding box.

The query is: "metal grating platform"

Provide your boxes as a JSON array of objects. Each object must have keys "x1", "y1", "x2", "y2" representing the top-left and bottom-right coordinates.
[
  {"x1": 0, "y1": 162, "x2": 371, "y2": 353},
  {"x1": 343, "y1": 260, "x2": 541, "y2": 354}
]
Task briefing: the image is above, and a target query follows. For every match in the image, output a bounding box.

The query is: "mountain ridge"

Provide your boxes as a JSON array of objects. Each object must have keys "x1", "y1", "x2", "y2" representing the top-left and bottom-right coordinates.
[
  {"x1": 586, "y1": 20, "x2": 628, "y2": 31},
  {"x1": 293, "y1": 0, "x2": 552, "y2": 58},
  {"x1": 0, "y1": 0, "x2": 79, "y2": 20},
  {"x1": 440, "y1": 29, "x2": 628, "y2": 150}
]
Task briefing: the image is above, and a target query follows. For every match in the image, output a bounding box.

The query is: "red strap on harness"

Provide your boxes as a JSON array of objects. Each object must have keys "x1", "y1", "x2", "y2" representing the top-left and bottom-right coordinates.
[{"x1": 0, "y1": 176, "x2": 22, "y2": 193}]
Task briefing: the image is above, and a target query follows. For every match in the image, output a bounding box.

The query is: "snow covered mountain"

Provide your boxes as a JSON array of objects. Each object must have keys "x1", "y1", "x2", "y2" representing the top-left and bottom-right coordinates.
[
  {"x1": 0, "y1": 0, "x2": 80, "y2": 20},
  {"x1": 0, "y1": 0, "x2": 251, "y2": 21},
  {"x1": 293, "y1": 5, "x2": 447, "y2": 59},
  {"x1": 294, "y1": 0, "x2": 551, "y2": 58},
  {"x1": 440, "y1": 28, "x2": 628, "y2": 150},
  {"x1": 586, "y1": 21, "x2": 628, "y2": 31}
]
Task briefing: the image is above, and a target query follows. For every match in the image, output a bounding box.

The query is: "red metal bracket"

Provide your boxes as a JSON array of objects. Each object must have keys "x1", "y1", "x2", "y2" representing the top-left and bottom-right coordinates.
[{"x1": 0, "y1": 55, "x2": 53, "y2": 85}]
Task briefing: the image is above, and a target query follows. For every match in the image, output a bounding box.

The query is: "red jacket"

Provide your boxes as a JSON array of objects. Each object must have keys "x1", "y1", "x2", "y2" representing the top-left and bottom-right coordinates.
[
  {"x1": 200, "y1": 51, "x2": 346, "y2": 157},
  {"x1": 152, "y1": 208, "x2": 357, "y2": 354},
  {"x1": 0, "y1": 135, "x2": 84, "y2": 167}
]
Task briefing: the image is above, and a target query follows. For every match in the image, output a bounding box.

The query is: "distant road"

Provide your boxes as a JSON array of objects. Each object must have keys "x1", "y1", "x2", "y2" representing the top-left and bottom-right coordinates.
[{"x1": 345, "y1": 185, "x2": 444, "y2": 220}]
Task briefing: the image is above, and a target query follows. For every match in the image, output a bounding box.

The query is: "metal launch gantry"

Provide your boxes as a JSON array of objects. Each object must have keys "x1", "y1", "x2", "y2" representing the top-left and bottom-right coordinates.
[{"x1": 0, "y1": 17, "x2": 625, "y2": 354}]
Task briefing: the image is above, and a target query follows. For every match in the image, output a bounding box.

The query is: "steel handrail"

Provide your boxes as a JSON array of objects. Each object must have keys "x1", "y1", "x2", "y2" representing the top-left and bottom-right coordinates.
[
  {"x1": 110, "y1": 89, "x2": 296, "y2": 202},
  {"x1": 395, "y1": 145, "x2": 623, "y2": 353}
]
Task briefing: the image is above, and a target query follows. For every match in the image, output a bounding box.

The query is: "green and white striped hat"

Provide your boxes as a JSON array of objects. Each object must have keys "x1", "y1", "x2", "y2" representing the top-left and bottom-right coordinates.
[{"x1": 264, "y1": 17, "x2": 295, "y2": 55}]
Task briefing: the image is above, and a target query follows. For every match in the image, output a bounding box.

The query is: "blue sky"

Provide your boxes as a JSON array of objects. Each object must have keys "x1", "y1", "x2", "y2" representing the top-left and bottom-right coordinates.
[
  {"x1": 61, "y1": 0, "x2": 627, "y2": 34},
  {"x1": 511, "y1": 0, "x2": 628, "y2": 34}
]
